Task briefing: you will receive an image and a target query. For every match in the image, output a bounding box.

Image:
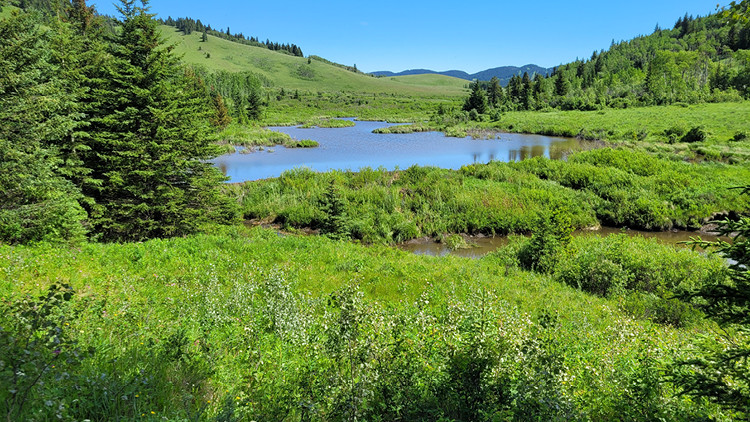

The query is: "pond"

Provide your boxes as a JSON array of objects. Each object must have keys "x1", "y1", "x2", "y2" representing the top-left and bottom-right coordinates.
[
  {"x1": 213, "y1": 119, "x2": 588, "y2": 182},
  {"x1": 399, "y1": 227, "x2": 727, "y2": 259}
]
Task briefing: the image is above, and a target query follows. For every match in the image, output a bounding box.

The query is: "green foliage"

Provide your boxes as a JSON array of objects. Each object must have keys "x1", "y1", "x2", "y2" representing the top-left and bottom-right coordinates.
[
  {"x1": 0, "y1": 228, "x2": 734, "y2": 420},
  {"x1": 680, "y1": 126, "x2": 707, "y2": 143},
  {"x1": 518, "y1": 207, "x2": 573, "y2": 273},
  {"x1": 670, "y1": 186, "x2": 750, "y2": 417},
  {"x1": 231, "y1": 149, "x2": 749, "y2": 244},
  {"x1": 231, "y1": 163, "x2": 599, "y2": 244},
  {"x1": 554, "y1": 234, "x2": 724, "y2": 326},
  {"x1": 462, "y1": 79, "x2": 488, "y2": 115},
  {"x1": 0, "y1": 284, "x2": 88, "y2": 421},
  {"x1": 512, "y1": 149, "x2": 750, "y2": 230},
  {"x1": 210, "y1": 93, "x2": 232, "y2": 129},
  {"x1": 197, "y1": 69, "x2": 266, "y2": 122},
  {"x1": 81, "y1": 1, "x2": 238, "y2": 241},
  {"x1": 287, "y1": 139, "x2": 319, "y2": 148},
  {"x1": 0, "y1": 9, "x2": 87, "y2": 243}
]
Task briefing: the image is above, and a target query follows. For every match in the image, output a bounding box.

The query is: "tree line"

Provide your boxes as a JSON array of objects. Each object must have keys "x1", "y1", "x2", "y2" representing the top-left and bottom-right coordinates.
[
  {"x1": 160, "y1": 15, "x2": 304, "y2": 57},
  {"x1": 461, "y1": 5, "x2": 750, "y2": 115},
  {"x1": 1, "y1": 0, "x2": 245, "y2": 244}
]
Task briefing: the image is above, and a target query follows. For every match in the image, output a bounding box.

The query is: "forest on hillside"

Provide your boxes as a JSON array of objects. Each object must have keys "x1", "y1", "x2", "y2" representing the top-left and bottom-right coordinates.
[{"x1": 462, "y1": 8, "x2": 750, "y2": 113}]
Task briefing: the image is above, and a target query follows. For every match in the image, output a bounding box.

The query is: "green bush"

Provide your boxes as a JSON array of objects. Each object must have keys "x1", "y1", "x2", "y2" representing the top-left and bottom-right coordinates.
[
  {"x1": 681, "y1": 126, "x2": 707, "y2": 143},
  {"x1": 518, "y1": 208, "x2": 573, "y2": 273},
  {"x1": 731, "y1": 131, "x2": 747, "y2": 142},
  {"x1": 554, "y1": 234, "x2": 724, "y2": 326}
]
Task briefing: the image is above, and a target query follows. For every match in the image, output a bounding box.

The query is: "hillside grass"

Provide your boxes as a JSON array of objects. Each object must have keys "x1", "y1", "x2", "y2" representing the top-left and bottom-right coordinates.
[
  {"x1": 165, "y1": 26, "x2": 468, "y2": 96},
  {"x1": 0, "y1": 226, "x2": 730, "y2": 420}
]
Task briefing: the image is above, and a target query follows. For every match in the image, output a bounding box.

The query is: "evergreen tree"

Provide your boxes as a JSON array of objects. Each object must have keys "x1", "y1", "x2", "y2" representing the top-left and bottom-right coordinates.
[
  {"x1": 487, "y1": 76, "x2": 503, "y2": 107},
  {"x1": 83, "y1": 0, "x2": 236, "y2": 241},
  {"x1": 0, "y1": 9, "x2": 87, "y2": 243},
  {"x1": 50, "y1": 0, "x2": 107, "y2": 193},
  {"x1": 508, "y1": 74, "x2": 522, "y2": 103},
  {"x1": 521, "y1": 71, "x2": 533, "y2": 110},
  {"x1": 246, "y1": 87, "x2": 264, "y2": 120},
  {"x1": 210, "y1": 93, "x2": 231, "y2": 129},
  {"x1": 202, "y1": 29, "x2": 208, "y2": 42},
  {"x1": 671, "y1": 186, "x2": 750, "y2": 418},
  {"x1": 554, "y1": 71, "x2": 570, "y2": 97},
  {"x1": 532, "y1": 73, "x2": 545, "y2": 104},
  {"x1": 462, "y1": 80, "x2": 487, "y2": 115}
]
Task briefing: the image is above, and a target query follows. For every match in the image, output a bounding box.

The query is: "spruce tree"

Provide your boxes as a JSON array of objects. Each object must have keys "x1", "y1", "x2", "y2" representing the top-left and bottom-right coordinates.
[
  {"x1": 462, "y1": 80, "x2": 487, "y2": 115},
  {"x1": 554, "y1": 71, "x2": 570, "y2": 97},
  {"x1": 84, "y1": 0, "x2": 236, "y2": 241},
  {"x1": 487, "y1": 76, "x2": 502, "y2": 107},
  {"x1": 671, "y1": 186, "x2": 750, "y2": 417},
  {"x1": 0, "y1": 9, "x2": 87, "y2": 243},
  {"x1": 210, "y1": 93, "x2": 231, "y2": 129},
  {"x1": 521, "y1": 71, "x2": 533, "y2": 110}
]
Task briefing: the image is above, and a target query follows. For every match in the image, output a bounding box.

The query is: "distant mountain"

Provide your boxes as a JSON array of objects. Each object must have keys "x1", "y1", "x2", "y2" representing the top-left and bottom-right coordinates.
[{"x1": 371, "y1": 64, "x2": 552, "y2": 86}]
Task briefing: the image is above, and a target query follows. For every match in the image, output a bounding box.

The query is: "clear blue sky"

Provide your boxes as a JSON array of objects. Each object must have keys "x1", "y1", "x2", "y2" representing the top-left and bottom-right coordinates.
[{"x1": 92, "y1": 0, "x2": 721, "y2": 73}]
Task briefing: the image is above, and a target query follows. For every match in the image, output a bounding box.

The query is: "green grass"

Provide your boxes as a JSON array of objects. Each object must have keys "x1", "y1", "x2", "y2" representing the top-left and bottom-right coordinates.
[
  {"x1": 165, "y1": 26, "x2": 468, "y2": 97},
  {"x1": 229, "y1": 150, "x2": 750, "y2": 244},
  {"x1": 424, "y1": 102, "x2": 750, "y2": 162},
  {"x1": 495, "y1": 102, "x2": 750, "y2": 144},
  {"x1": 0, "y1": 226, "x2": 731, "y2": 420}
]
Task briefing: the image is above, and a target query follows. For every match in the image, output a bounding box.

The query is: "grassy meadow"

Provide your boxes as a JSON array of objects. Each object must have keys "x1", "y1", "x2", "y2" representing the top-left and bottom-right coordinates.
[
  {"x1": 0, "y1": 225, "x2": 734, "y2": 421},
  {"x1": 165, "y1": 26, "x2": 468, "y2": 97}
]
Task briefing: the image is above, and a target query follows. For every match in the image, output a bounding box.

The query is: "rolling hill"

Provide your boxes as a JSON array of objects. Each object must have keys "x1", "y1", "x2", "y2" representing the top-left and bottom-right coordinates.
[
  {"x1": 371, "y1": 64, "x2": 552, "y2": 85},
  {"x1": 163, "y1": 26, "x2": 468, "y2": 97}
]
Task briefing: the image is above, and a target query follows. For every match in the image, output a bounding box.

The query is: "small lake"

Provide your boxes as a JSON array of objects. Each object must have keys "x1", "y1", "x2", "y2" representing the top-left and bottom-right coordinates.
[
  {"x1": 399, "y1": 227, "x2": 726, "y2": 259},
  {"x1": 214, "y1": 119, "x2": 586, "y2": 182}
]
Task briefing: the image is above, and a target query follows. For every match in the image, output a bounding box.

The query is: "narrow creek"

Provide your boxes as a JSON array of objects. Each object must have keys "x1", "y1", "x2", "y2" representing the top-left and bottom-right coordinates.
[{"x1": 398, "y1": 227, "x2": 726, "y2": 258}]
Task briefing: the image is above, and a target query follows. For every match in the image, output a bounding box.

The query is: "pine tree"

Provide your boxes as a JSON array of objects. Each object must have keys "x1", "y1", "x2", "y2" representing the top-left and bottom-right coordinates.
[
  {"x1": 462, "y1": 80, "x2": 487, "y2": 115},
  {"x1": 202, "y1": 29, "x2": 208, "y2": 42},
  {"x1": 671, "y1": 186, "x2": 750, "y2": 417},
  {"x1": 210, "y1": 93, "x2": 231, "y2": 129},
  {"x1": 0, "y1": 9, "x2": 87, "y2": 243},
  {"x1": 487, "y1": 76, "x2": 503, "y2": 107},
  {"x1": 83, "y1": 0, "x2": 236, "y2": 241}
]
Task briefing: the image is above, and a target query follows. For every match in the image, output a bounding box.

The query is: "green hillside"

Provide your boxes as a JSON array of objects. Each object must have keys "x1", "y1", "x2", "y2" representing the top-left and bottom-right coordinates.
[{"x1": 163, "y1": 25, "x2": 468, "y2": 96}]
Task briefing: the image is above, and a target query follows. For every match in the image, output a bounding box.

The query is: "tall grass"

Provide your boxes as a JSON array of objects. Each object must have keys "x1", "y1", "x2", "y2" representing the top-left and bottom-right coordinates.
[
  {"x1": 0, "y1": 226, "x2": 731, "y2": 420},
  {"x1": 228, "y1": 149, "x2": 750, "y2": 243}
]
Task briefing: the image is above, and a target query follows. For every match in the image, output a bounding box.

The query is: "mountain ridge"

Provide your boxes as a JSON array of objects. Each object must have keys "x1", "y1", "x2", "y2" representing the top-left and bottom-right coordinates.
[{"x1": 371, "y1": 64, "x2": 552, "y2": 86}]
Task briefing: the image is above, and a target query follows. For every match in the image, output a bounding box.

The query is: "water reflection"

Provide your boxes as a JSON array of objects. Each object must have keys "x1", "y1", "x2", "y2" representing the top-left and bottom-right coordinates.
[{"x1": 213, "y1": 119, "x2": 591, "y2": 182}]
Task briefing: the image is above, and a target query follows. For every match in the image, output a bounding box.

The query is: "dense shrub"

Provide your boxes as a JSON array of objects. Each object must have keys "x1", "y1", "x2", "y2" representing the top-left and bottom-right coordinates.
[
  {"x1": 681, "y1": 126, "x2": 707, "y2": 143},
  {"x1": 554, "y1": 234, "x2": 725, "y2": 326}
]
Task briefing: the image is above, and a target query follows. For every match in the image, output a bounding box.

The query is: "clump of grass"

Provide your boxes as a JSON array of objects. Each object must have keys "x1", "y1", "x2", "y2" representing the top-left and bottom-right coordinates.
[
  {"x1": 440, "y1": 233, "x2": 469, "y2": 250},
  {"x1": 216, "y1": 123, "x2": 292, "y2": 148},
  {"x1": 372, "y1": 124, "x2": 430, "y2": 134},
  {"x1": 299, "y1": 118, "x2": 356, "y2": 129},
  {"x1": 286, "y1": 139, "x2": 319, "y2": 148}
]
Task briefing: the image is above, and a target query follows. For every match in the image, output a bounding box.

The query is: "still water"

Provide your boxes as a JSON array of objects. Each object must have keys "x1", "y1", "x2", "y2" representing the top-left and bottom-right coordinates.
[
  {"x1": 399, "y1": 227, "x2": 726, "y2": 259},
  {"x1": 214, "y1": 119, "x2": 585, "y2": 182}
]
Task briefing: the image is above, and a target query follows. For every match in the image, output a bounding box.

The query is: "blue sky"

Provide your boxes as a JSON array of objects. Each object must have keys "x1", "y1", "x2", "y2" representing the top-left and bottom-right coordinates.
[{"x1": 92, "y1": 0, "x2": 720, "y2": 73}]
